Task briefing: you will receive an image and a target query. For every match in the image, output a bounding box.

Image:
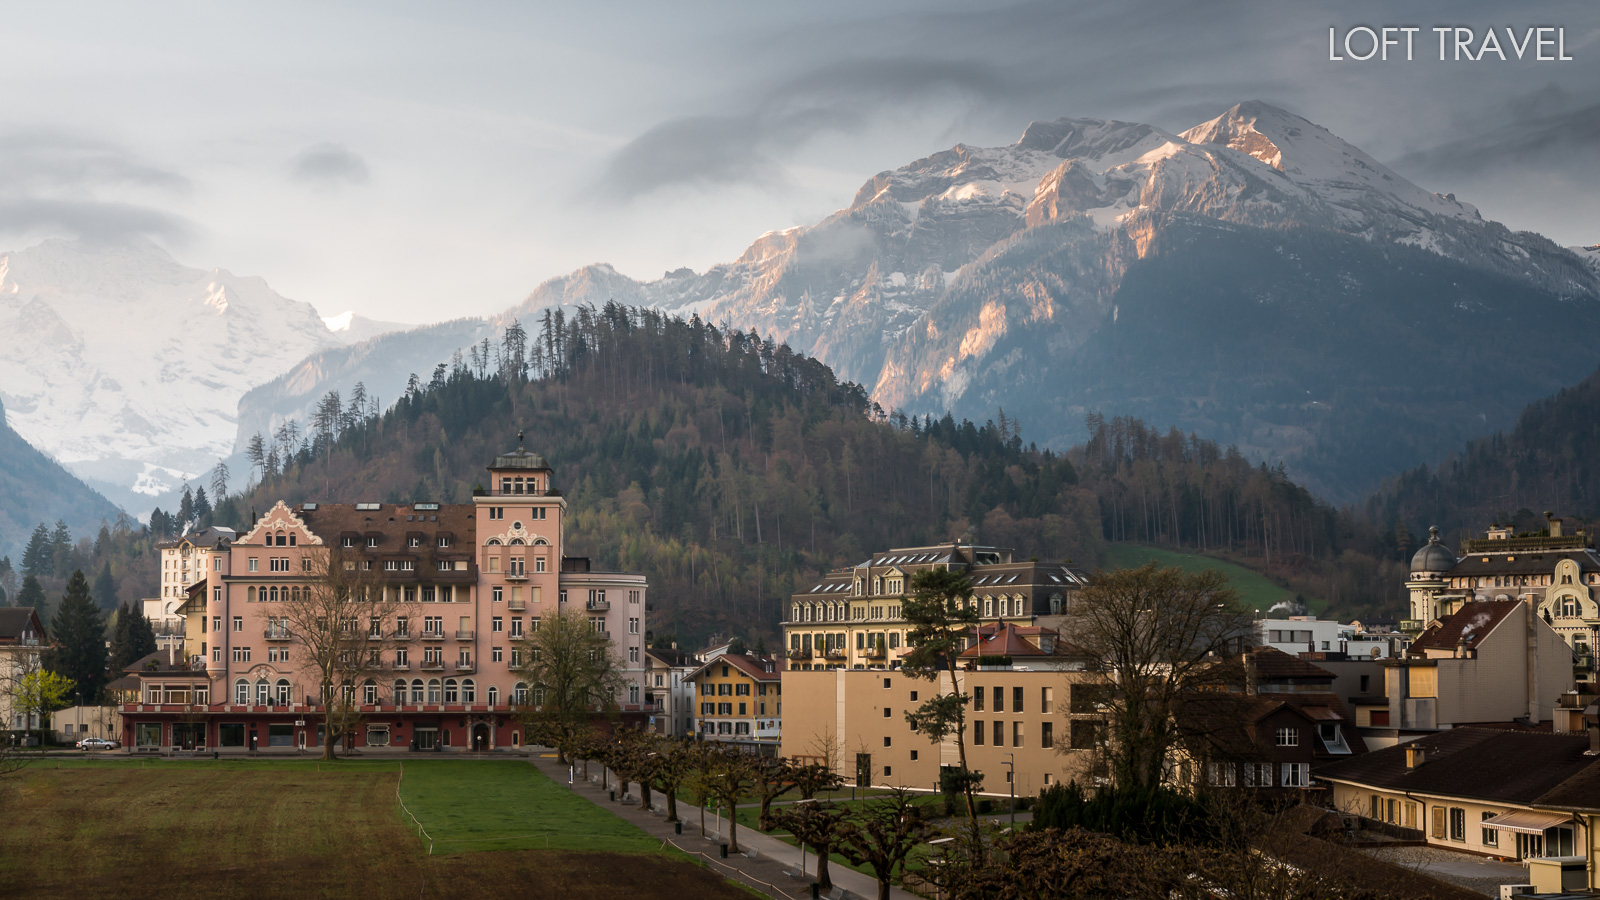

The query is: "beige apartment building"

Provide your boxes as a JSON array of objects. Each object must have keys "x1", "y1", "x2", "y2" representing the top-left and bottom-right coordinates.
[
  {"x1": 0, "y1": 607, "x2": 46, "y2": 731},
  {"x1": 781, "y1": 666, "x2": 1102, "y2": 799},
  {"x1": 783, "y1": 542, "x2": 1089, "y2": 671}
]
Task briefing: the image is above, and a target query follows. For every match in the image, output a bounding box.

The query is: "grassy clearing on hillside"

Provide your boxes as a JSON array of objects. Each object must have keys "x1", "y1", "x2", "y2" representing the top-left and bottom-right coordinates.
[
  {"x1": 1100, "y1": 544, "x2": 1299, "y2": 611},
  {"x1": 0, "y1": 760, "x2": 748, "y2": 899}
]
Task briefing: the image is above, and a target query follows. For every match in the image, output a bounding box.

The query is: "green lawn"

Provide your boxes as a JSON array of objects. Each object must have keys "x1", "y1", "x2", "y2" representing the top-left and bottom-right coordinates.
[
  {"x1": 1100, "y1": 543, "x2": 1299, "y2": 612},
  {"x1": 399, "y1": 759, "x2": 662, "y2": 854}
]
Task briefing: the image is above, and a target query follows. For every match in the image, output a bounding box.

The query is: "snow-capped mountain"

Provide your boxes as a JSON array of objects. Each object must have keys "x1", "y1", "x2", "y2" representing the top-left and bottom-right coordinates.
[
  {"x1": 1574, "y1": 244, "x2": 1600, "y2": 279},
  {"x1": 237, "y1": 101, "x2": 1600, "y2": 499},
  {"x1": 0, "y1": 237, "x2": 395, "y2": 510}
]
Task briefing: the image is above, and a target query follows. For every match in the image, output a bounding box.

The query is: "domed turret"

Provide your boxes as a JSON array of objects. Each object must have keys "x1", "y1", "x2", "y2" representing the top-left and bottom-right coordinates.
[{"x1": 1410, "y1": 526, "x2": 1455, "y2": 575}]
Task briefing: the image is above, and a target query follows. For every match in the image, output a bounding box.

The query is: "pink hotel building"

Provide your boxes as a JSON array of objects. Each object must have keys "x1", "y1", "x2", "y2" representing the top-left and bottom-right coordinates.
[{"x1": 120, "y1": 441, "x2": 651, "y2": 752}]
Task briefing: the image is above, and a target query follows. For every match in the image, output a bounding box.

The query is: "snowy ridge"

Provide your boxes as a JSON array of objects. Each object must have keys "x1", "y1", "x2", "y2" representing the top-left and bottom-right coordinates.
[{"x1": 0, "y1": 238, "x2": 359, "y2": 508}]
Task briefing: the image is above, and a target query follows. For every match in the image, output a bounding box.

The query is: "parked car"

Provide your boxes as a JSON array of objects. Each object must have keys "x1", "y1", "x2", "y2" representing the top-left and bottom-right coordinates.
[{"x1": 76, "y1": 737, "x2": 119, "y2": 750}]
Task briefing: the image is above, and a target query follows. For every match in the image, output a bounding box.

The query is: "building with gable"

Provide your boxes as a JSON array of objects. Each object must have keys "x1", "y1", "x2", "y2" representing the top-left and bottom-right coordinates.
[
  {"x1": 782, "y1": 541, "x2": 1089, "y2": 671},
  {"x1": 685, "y1": 652, "x2": 782, "y2": 750},
  {"x1": 118, "y1": 439, "x2": 649, "y2": 752},
  {"x1": 0, "y1": 607, "x2": 46, "y2": 732},
  {"x1": 1406, "y1": 518, "x2": 1600, "y2": 671}
]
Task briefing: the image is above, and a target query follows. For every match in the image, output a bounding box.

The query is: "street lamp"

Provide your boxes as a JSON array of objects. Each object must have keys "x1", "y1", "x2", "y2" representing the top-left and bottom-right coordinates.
[{"x1": 1003, "y1": 752, "x2": 1015, "y2": 827}]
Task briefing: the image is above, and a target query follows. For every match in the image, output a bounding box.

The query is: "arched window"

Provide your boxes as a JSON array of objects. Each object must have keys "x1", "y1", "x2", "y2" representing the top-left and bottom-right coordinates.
[
  {"x1": 534, "y1": 538, "x2": 549, "y2": 546},
  {"x1": 487, "y1": 685, "x2": 499, "y2": 707},
  {"x1": 487, "y1": 539, "x2": 502, "y2": 546},
  {"x1": 247, "y1": 586, "x2": 256, "y2": 602},
  {"x1": 255, "y1": 680, "x2": 270, "y2": 705},
  {"x1": 443, "y1": 678, "x2": 459, "y2": 704},
  {"x1": 393, "y1": 680, "x2": 406, "y2": 706},
  {"x1": 427, "y1": 679, "x2": 441, "y2": 704},
  {"x1": 1562, "y1": 596, "x2": 1580, "y2": 617},
  {"x1": 410, "y1": 679, "x2": 425, "y2": 704},
  {"x1": 510, "y1": 538, "x2": 525, "y2": 546},
  {"x1": 514, "y1": 681, "x2": 529, "y2": 705},
  {"x1": 235, "y1": 678, "x2": 249, "y2": 705},
  {"x1": 275, "y1": 679, "x2": 291, "y2": 705},
  {"x1": 268, "y1": 586, "x2": 278, "y2": 602},
  {"x1": 1049, "y1": 593, "x2": 1063, "y2": 615},
  {"x1": 462, "y1": 679, "x2": 476, "y2": 703}
]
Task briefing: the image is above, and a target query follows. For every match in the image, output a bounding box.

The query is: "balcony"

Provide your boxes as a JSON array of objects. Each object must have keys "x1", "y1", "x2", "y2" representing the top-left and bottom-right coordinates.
[
  {"x1": 453, "y1": 660, "x2": 476, "y2": 674},
  {"x1": 508, "y1": 598, "x2": 527, "y2": 611},
  {"x1": 264, "y1": 629, "x2": 293, "y2": 641},
  {"x1": 1558, "y1": 690, "x2": 1598, "y2": 709},
  {"x1": 786, "y1": 648, "x2": 813, "y2": 660},
  {"x1": 391, "y1": 630, "x2": 414, "y2": 641},
  {"x1": 504, "y1": 572, "x2": 529, "y2": 582},
  {"x1": 456, "y1": 629, "x2": 475, "y2": 640},
  {"x1": 825, "y1": 648, "x2": 847, "y2": 660},
  {"x1": 421, "y1": 630, "x2": 446, "y2": 641},
  {"x1": 863, "y1": 645, "x2": 886, "y2": 659},
  {"x1": 391, "y1": 660, "x2": 412, "y2": 671},
  {"x1": 585, "y1": 599, "x2": 610, "y2": 612},
  {"x1": 420, "y1": 659, "x2": 446, "y2": 671},
  {"x1": 1399, "y1": 619, "x2": 1425, "y2": 633}
]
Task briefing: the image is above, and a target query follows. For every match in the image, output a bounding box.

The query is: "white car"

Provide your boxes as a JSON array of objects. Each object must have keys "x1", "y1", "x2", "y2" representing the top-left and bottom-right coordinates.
[{"x1": 76, "y1": 737, "x2": 119, "y2": 750}]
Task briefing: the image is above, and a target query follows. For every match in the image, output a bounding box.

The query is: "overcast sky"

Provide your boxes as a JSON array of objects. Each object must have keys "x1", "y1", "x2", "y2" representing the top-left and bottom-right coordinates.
[{"x1": 2, "y1": 0, "x2": 1596, "y2": 324}]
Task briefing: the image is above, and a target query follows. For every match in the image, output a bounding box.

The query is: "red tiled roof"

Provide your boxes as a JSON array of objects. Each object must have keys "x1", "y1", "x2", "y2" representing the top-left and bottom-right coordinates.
[
  {"x1": 960, "y1": 621, "x2": 1048, "y2": 657},
  {"x1": 686, "y1": 653, "x2": 781, "y2": 682}
]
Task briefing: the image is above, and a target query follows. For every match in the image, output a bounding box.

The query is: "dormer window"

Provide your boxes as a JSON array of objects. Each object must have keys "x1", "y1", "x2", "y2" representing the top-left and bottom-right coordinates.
[
  {"x1": 438, "y1": 536, "x2": 451, "y2": 548},
  {"x1": 342, "y1": 537, "x2": 356, "y2": 548},
  {"x1": 367, "y1": 536, "x2": 378, "y2": 548},
  {"x1": 409, "y1": 536, "x2": 421, "y2": 548}
]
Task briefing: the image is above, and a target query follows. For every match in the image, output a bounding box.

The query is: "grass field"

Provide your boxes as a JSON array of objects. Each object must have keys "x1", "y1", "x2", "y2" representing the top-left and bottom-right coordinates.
[
  {"x1": 1100, "y1": 543, "x2": 1298, "y2": 611},
  {"x1": 0, "y1": 759, "x2": 750, "y2": 899}
]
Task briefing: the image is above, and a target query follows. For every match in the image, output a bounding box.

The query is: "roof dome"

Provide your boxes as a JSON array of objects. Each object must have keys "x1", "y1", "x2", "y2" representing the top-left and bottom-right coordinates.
[
  {"x1": 490, "y1": 430, "x2": 550, "y2": 470},
  {"x1": 1411, "y1": 526, "x2": 1455, "y2": 574}
]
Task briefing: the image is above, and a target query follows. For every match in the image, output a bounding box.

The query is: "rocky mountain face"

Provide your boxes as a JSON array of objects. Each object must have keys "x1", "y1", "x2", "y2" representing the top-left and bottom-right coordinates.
[
  {"x1": 237, "y1": 102, "x2": 1600, "y2": 501},
  {"x1": 0, "y1": 238, "x2": 398, "y2": 511}
]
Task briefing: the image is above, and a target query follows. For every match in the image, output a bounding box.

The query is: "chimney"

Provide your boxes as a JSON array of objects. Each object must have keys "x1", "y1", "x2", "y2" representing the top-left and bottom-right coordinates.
[
  {"x1": 671, "y1": 641, "x2": 677, "y2": 650},
  {"x1": 1549, "y1": 513, "x2": 1563, "y2": 538},
  {"x1": 1244, "y1": 649, "x2": 1258, "y2": 696},
  {"x1": 1405, "y1": 745, "x2": 1426, "y2": 769}
]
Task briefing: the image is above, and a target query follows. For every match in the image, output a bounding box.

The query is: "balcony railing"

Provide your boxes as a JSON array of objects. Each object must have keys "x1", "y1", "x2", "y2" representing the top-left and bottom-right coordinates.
[
  {"x1": 585, "y1": 599, "x2": 610, "y2": 612},
  {"x1": 455, "y1": 629, "x2": 475, "y2": 640},
  {"x1": 786, "y1": 648, "x2": 813, "y2": 660},
  {"x1": 1559, "y1": 691, "x2": 1598, "y2": 708},
  {"x1": 508, "y1": 598, "x2": 527, "y2": 611},
  {"x1": 263, "y1": 629, "x2": 293, "y2": 641},
  {"x1": 421, "y1": 630, "x2": 445, "y2": 640},
  {"x1": 825, "y1": 648, "x2": 847, "y2": 660},
  {"x1": 420, "y1": 659, "x2": 446, "y2": 671},
  {"x1": 391, "y1": 660, "x2": 412, "y2": 671},
  {"x1": 453, "y1": 660, "x2": 476, "y2": 674},
  {"x1": 1399, "y1": 619, "x2": 1425, "y2": 633},
  {"x1": 505, "y1": 572, "x2": 529, "y2": 582},
  {"x1": 863, "y1": 645, "x2": 886, "y2": 659}
]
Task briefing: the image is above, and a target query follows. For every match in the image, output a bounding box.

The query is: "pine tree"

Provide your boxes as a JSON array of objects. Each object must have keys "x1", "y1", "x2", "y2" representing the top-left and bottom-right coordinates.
[
  {"x1": 211, "y1": 459, "x2": 229, "y2": 501},
  {"x1": 107, "y1": 602, "x2": 137, "y2": 673},
  {"x1": 21, "y1": 523, "x2": 50, "y2": 578},
  {"x1": 94, "y1": 523, "x2": 111, "y2": 557},
  {"x1": 128, "y1": 609, "x2": 158, "y2": 663},
  {"x1": 178, "y1": 484, "x2": 195, "y2": 528},
  {"x1": 193, "y1": 485, "x2": 212, "y2": 525},
  {"x1": 51, "y1": 520, "x2": 73, "y2": 578},
  {"x1": 43, "y1": 570, "x2": 108, "y2": 703},
  {"x1": 92, "y1": 562, "x2": 116, "y2": 611},
  {"x1": 16, "y1": 574, "x2": 45, "y2": 620}
]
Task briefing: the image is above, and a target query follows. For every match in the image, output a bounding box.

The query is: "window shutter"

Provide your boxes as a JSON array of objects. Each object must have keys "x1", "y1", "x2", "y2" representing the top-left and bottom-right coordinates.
[{"x1": 1431, "y1": 806, "x2": 1446, "y2": 839}]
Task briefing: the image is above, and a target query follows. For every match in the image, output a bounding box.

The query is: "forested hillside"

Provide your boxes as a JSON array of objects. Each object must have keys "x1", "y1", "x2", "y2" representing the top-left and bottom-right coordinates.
[
  {"x1": 0, "y1": 396, "x2": 124, "y2": 560},
  {"x1": 1364, "y1": 364, "x2": 1600, "y2": 542},
  {"x1": 223, "y1": 305, "x2": 1420, "y2": 641}
]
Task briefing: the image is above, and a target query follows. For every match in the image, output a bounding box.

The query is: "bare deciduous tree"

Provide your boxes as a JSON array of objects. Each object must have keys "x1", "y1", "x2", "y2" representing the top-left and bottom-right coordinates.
[
  {"x1": 276, "y1": 546, "x2": 394, "y2": 760},
  {"x1": 516, "y1": 608, "x2": 624, "y2": 763},
  {"x1": 1066, "y1": 562, "x2": 1253, "y2": 794}
]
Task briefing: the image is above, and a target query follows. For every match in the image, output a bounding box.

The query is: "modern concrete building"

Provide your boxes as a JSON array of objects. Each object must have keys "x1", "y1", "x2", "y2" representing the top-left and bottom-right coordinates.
[
  {"x1": 118, "y1": 440, "x2": 649, "y2": 752},
  {"x1": 781, "y1": 666, "x2": 1100, "y2": 799}
]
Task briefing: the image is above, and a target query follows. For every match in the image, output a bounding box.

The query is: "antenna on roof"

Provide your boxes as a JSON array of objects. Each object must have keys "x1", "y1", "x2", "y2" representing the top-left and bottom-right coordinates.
[{"x1": 517, "y1": 429, "x2": 525, "y2": 450}]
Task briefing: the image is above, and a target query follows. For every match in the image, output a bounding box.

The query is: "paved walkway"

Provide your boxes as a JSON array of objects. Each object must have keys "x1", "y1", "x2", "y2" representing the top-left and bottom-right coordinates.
[
  {"x1": 526, "y1": 752, "x2": 918, "y2": 900},
  {"x1": 1361, "y1": 845, "x2": 1530, "y2": 897}
]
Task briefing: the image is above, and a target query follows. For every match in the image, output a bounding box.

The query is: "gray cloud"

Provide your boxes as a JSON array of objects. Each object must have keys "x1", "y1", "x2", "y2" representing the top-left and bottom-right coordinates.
[
  {"x1": 1394, "y1": 85, "x2": 1600, "y2": 176},
  {"x1": 599, "y1": 58, "x2": 1014, "y2": 199},
  {"x1": 290, "y1": 143, "x2": 370, "y2": 187},
  {"x1": 0, "y1": 131, "x2": 191, "y2": 244},
  {"x1": 0, "y1": 196, "x2": 191, "y2": 244},
  {"x1": 0, "y1": 131, "x2": 189, "y2": 194}
]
